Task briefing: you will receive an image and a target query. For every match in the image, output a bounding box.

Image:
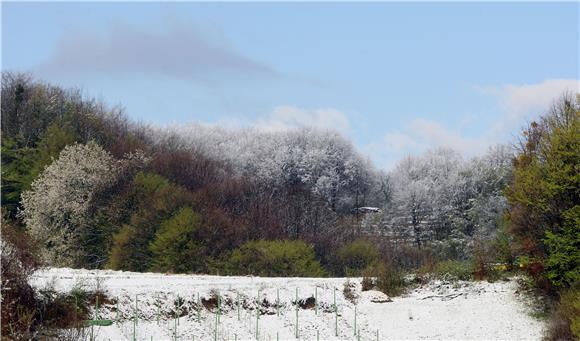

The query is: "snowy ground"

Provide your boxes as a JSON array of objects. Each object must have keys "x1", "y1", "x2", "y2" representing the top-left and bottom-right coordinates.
[{"x1": 30, "y1": 268, "x2": 544, "y2": 340}]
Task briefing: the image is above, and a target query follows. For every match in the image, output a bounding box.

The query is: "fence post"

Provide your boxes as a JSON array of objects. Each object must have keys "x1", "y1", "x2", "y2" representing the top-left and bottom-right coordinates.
[
  {"x1": 315, "y1": 286, "x2": 318, "y2": 315},
  {"x1": 198, "y1": 292, "x2": 201, "y2": 323},
  {"x1": 133, "y1": 294, "x2": 138, "y2": 341},
  {"x1": 156, "y1": 297, "x2": 160, "y2": 325},
  {"x1": 295, "y1": 287, "x2": 299, "y2": 338},
  {"x1": 217, "y1": 292, "x2": 221, "y2": 324},
  {"x1": 237, "y1": 291, "x2": 241, "y2": 321},
  {"x1": 354, "y1": 305, "x2": 357, "y2": 336},
  {"x1": 334, "y1": 287, "x2": 338, "y2": 337},
  {"x1": 256, "y1": 294, "x2": 260, "y2": 340}
]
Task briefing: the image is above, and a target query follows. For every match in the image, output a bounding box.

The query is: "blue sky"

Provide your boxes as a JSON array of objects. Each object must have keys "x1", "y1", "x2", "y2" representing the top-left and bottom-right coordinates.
[{"x1": 2, "y1": 2, "x2": 579, "y2": 169}]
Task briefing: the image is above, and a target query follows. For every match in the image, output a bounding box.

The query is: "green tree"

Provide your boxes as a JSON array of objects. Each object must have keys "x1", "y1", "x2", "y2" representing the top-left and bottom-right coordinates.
[
  {"x1": 1, "y1": 124, "x2": 77, "y2": 218},
  {"x1": 507, "y1": 94, "x2": 579, "y2": 289},
  {"x1": 149, "y1": 207, "x2": 206, "y2": 273},
  {"x1": 227, "y1": 240, "x2": 326, "y2": 277},
  {"x1": 107, "y1": 172, "x2": 192, "y2": 271}
]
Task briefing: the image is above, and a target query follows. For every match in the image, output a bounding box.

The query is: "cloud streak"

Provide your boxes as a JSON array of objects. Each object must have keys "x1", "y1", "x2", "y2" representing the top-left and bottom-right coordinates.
[
  {"x1": 37, "y1": 21, "x2": 275, "y2": 82},
  {"x1": 255, "y1": 106, "x2": 351, "y2": 136}
]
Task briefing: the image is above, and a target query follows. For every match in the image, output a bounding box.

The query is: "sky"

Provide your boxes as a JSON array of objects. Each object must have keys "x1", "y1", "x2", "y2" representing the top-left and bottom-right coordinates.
[{"x1": 2, "y1": 2, "x2": 579, "y2": 169}]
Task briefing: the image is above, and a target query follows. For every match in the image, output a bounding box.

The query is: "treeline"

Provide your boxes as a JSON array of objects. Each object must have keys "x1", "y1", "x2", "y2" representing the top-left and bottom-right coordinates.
[
  {"x1": 1, "y1": 73, "x2": 511, "y2": 277},
  {"x1": 1, "y1": 73, "x2": 578, "y2": 338},
  {"x1": 1, "y1": 73, "x2": 385, "y2": 276}
]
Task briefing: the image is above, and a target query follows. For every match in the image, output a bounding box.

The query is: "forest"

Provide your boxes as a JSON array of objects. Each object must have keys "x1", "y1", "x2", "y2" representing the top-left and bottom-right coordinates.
[{"x1": 1, "y1": 72, "x2": 579, "y2": 339}]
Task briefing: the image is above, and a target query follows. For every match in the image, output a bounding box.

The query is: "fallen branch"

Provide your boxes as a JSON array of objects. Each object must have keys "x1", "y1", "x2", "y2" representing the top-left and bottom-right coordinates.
[{"x1": 419, "y1": 293, "x2": 463, "y2": 301}]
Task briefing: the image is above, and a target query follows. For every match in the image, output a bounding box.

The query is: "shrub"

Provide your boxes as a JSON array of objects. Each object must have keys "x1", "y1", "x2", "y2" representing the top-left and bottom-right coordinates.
[
  {"x1": 343, "y1": 280, "x2": 358, "y2": 304},
  {"x1": 361, "y1": 276, "x2": 374, "y2": 291},
  {"x1": 226, "y1": 240, "x2": 326, "y2": 277},
  {"x1": 335, "y1": 239, "x2": 380, "y2": 276},
  {"x1": 1, "y1": 220, "x2": 40, "y2": 338},
  {"x1": 544, "y1": 285, "x2": 580, "y2": 341},
  {"x1": 375, "y1": 262, "x2": 407, "y2": 297}
]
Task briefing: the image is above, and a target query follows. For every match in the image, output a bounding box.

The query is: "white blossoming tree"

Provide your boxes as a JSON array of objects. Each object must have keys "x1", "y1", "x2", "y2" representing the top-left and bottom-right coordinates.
[{"x1": 19, "y1": 141, "x2": 121, "y2": 267}]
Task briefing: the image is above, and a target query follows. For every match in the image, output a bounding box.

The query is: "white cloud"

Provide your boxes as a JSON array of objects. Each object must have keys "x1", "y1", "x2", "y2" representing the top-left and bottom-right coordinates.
[
  {"x1": 382, "y1": 131, "x2": 422, "y2": 152},
  {"x1": 255, "y1": 106, "x2": 351, "y2": 136},
  {"x1": 500, "y1": 79, "x2": 579, "y2": 115},
  {"x1": 372, "y1": 79, "x2": 579, "y2": 169},
  {"x1": 478, "y1": 79, "x2": 579, "y2": 132},
  {"x1": 368, "y1": 119, "x2": 489, "y2": 170},
  {"x1": 410, "y1": 119, "x2": 487, "y2": 155}
]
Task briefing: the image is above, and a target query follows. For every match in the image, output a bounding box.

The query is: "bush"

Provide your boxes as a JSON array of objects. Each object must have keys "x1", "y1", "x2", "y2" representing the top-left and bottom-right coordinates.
[
  {"x1": 361, "y1": 276, "x2": 374, "y2": 291},
  {"x1": 544, "y1": 285, "x2": 580, "y2": 341},
  {"x1": 375, "y1": 262, "x2": 407, "y2": 297},
  {"x1": 226, "y1": 240, "x2": 326, "y2": 277},
  {"x1": 1, "y1": 220, "x2": 40, "y2": 338},
  {"x1": 335, "y1": 239, "x2": 380, "y2": 276}
]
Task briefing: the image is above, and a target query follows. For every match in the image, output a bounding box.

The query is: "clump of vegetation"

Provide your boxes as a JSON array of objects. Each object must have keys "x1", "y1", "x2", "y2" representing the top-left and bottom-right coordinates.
[
  {"x1": 334, "y1": 239, "x2": 380, "y2": 276},
  {"x1": 375, "y1": 262, "x2": 407, "y2": 297},
  {"x1": 537, "y1": 283, "x2": 579, "y2": 341},
  {"x1": 149, "y1": 207, "x2": 206, "y2": 273},
  {"x1": 1, "y1": 220, "x2": 40, "y2": 338},
  {"x1": 226, "y1": 240, "x2": 327, "y2": 277},
  {"x1": 361, "y1": 276, "x2": 374, "y2": 291},
  {"x1": 343, "y1": 280, "x2": 359, "y2": 304},
  {"x1": 419, "y1": 260, "x2": 474, "y2": 282}
]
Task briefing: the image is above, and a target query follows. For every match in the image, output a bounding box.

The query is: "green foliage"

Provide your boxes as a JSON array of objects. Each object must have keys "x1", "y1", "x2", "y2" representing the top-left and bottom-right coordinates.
[
  {"x1": 507, "y1": 94, "x2": 579, "y2": 289},
  {"x1": 375, "y1": 262, "x2": 407, "y2": 297},
  {"x1": 226, "y1": 240, "x2": 326, "y2": 277},
  {"x1": 107, "y1": 172, "x2": 193, "y2": 271},
  {"x1": 1, "y1": 124, "x2": 77, "y2": 218},
  {"x1": 335, "y1": 239, "x2": 380, "y2": 276},
  {"x1": 544, "y1": 207, "x2": 580, "y2": 287},
  {"x1": 561, "y1": 286, "x2": 580, "y2": 339},
  {"x1": 428, "y1": 260, "x2": 474, "y2": 281},
  {"x1": 491, "y1": 217, "x2": 516, "y2": 267},
  {"x1": 149, "y1": 207, "x2": 206, "y2": 273},
  {"x1": 1, "y1": 137, "x2": 35, "y2": 216},
  {"x1": 107, "y1": 225, "x2": 142, "y2": 271},
  {"x1": 544, "y1": 285, "x2": 580, "y2": 341}
]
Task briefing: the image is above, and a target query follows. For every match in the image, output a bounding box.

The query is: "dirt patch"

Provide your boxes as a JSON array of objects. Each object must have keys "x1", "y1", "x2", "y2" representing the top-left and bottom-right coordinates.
[
  {"x1": 201, "y1": 297, "x2": 218, "y2": 310},
  {"x1": 297, "y1": 296, "x2": 316, "y2": 309}
]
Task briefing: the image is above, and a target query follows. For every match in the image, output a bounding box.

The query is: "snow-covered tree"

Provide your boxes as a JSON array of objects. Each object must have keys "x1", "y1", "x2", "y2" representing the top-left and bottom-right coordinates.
[{"x1": 380, "y1": 146, "x2": 512, "y2": 257}]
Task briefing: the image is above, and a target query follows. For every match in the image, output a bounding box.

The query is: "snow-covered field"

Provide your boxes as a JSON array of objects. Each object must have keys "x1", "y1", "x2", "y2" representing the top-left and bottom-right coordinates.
[{"x1": 31, "y1": 268, "x2": 543, "y2": 340}]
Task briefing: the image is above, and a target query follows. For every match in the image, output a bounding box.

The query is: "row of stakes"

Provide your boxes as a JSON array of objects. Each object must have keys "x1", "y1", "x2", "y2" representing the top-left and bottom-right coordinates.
[{"x1": 82, "y1": 287, "x2": 382, "y2": 341}]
